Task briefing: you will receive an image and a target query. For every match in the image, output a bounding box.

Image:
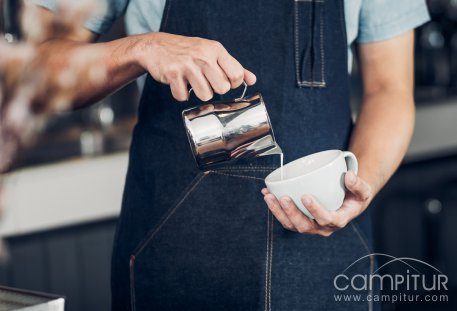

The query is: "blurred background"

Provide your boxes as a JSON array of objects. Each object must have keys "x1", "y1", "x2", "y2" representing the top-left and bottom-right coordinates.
[{"x1": 1, "y1": 0, "x2": 456, "y2": 310}]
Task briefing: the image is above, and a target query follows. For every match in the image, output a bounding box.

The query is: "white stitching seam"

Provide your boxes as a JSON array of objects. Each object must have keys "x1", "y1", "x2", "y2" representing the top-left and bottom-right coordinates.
[
  {"x1": 268, "y1": 211, "x2": 274, "y2": 311},
  {"x1": 134, "y1": 173, "x2": 207, "y2": 256},
  {"x1": 210, "y1": 170, "x2": 265, "y2": 181},
  {"x1": 209, "y1": 170, "x2": 273, "y2": 309},
  {"x1": 264, "y1": 210, "x2": 270, "y2": 311},
  {"x1": 308, "y1": 0, "x2": 314, "y2": 83},
  {"x1": 297, "y1": 81, "x2": 326, "y2": 87},
  {"x1": 350, "y1": 222, "x2": 374, "y2": 311},
  {"x1": 350, "y1": 222, "x2": 371, "y2": 261},
  {"x1": 294, "y1": 0, "x2": 301, "y2": 86},
  {"x1": 216, "y1": 166, "x2": 276, "y2": 171},
  {"x1": 129, "y1": 173, "x2": 207, "y2": 311},
  {"x1": 129, "y1": 256, "x2": 136, "y2": 311},
  {"x1": 211, "y1": 169, "x2": 273, "y2": 310},
  {"x1": 319, "y1": 0, "x2": 326, "y2": 85},
  {"x1": 264, "y1": 210, "x2": 274, "y2": 311}
]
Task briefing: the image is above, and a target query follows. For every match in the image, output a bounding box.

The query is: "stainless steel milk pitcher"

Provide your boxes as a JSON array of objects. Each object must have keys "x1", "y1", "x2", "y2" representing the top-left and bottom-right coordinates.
[{"x1": 182, "y1": 82, "x2": 282, "y2": 169}]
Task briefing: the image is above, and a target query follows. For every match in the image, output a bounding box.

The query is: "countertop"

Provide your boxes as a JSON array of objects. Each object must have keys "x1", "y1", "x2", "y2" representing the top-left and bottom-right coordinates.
[
  {"x1": 1, "y1": 99, "x2": 456, "y2": 237},
  {"x1": 0, "y1": 153, "x2": 128, "y2": 237},
  {"x1": 405, "y1": 98, "x2": 457, "y2": 162}
]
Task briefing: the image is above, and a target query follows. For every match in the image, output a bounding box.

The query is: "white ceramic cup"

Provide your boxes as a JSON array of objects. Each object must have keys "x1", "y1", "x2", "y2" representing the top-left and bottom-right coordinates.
[{"x1": 265, "y1": 150, "x2": 358, "y2": 219}]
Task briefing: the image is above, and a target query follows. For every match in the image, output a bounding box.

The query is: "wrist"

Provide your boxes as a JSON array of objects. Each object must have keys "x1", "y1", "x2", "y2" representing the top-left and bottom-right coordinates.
[
  {"x1": 107, "y1": 34, "x2": 149, "y2": 77},
  {"x1": 130, "y1": 32, "x2": 162, "y2": 71}
]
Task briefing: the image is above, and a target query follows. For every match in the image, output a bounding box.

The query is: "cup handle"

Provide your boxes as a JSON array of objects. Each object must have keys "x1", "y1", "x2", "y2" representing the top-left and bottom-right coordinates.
[{"x1": 342, "y1": 151, "x2": 358, "y2": 175}]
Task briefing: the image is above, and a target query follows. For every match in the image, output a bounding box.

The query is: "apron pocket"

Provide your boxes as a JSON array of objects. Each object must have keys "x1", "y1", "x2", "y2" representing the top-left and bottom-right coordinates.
[
  {"x1": 294, "y1": 0, "x2": 326, "y2": 88},
  {"x1": 270, "y1": 221, "x2": 374, "y2": 310},
  {"x1": 129, "y1": 168, "x2": 273, "y2": 311}
]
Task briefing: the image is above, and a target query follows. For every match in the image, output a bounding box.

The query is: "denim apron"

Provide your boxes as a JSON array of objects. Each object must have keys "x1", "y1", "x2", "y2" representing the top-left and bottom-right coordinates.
[{"x1": 112, "y1": 0, "x2": 375, "y2": 310}]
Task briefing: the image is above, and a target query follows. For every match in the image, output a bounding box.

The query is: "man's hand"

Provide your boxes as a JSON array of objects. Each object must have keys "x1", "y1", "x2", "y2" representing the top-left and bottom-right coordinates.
[
  {"x1": 261, "y1": 171, "x2": 373, "y2": 237},
  {"x1": 136, "y1": 32, "x2": 257, "y2": 102}
]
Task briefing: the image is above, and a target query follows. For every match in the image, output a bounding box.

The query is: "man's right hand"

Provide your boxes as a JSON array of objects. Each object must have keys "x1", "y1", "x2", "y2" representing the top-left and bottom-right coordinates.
[
  {"x1": 135, "y1": 32, "x2": 257, "y2": 102},
  {"x1": 31, "y1": 7, "x2": 257, "y2": 107}
]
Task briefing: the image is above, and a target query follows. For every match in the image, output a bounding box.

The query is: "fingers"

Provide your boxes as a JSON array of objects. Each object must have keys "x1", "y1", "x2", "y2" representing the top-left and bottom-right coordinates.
[
  {"x1": 334, "y1": 202, "x2": 360, "y2": 223},
  {"x1": 186, "y1": 65, "x2": 213, "y2": 101},
  {"x1": 302, "y1": 195, "x2": 348, "y2": 230},
  {"x1": 185, "y1": 49, "x2": 256, "y2": 101},
  {"x1": 261, "y1": 174, "x2": 371, "y2": 237},
  {"x1": 169, "y1": 75, "x2": 188, "y2": 102},
  {"x1": 244, "y1": 69, "x2": 257, "y2": 86},
  {"x1": 217, "y1": 51, "x2": 246, "y2": 89},
  {"x1": 280, "y1": 197, "x2": 317, "y2": 234},
  {"x1": 261, "y1": 192, "x2": 343, "y2": 237},
  {"x1": 202, "y1": 62, "x2": 232, "y2": 95},
  {"x1": 345, "y1": 171, "x2": 372, "y2": 202},
  {"x1": 301, "y1": 195, "x2": 335, "y2": 227},
  {"x1": 303, "y1": 192, "x2": 371, "y2": 236},
  {"x1": 146, "y1": 34, "x2": 256, "y2": 101},
  {"x1": 264, "y1": 194, "x2": 294, "y2": 230}
]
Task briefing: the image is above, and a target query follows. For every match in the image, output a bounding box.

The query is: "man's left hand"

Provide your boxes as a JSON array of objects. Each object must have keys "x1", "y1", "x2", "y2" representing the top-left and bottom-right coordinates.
[{"x1": 261, "y1": 171, "x2": 373, "y2": 237}]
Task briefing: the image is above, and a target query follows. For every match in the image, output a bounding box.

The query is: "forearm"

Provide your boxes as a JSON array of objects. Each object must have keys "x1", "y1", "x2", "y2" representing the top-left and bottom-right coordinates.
[
  {"x1": 36, "y1": 34, "x2": 147, "y2": 109},
  {"x1": 349, "y1": 91, "x2": 415, "y2": 196},
  {"x1": 34, "y1": 31, "x2": 257, "y2": 109}
]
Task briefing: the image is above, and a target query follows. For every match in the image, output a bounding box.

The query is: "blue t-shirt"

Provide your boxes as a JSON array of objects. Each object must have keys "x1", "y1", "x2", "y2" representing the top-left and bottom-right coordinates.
[{"x1": 36, "y1": 0, "x2": 430, "y2": 71}]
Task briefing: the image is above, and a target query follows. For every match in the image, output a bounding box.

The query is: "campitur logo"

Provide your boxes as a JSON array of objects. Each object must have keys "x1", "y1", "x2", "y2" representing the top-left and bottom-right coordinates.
[{"x1": 333, "y1": 253, "x2": 449, "y2": 304}]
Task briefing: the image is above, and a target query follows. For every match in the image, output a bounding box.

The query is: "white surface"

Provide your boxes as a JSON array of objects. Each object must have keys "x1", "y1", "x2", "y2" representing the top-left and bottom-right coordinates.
[
  {"x1": 265, "y1": 150, "x2": 355, "y2": 219},
  {"x1": 20, "y1": 298, "x2": 65, "y2": 311},
  {"x1": 0, "y1": 153, "x2": 128, "y2": 237},
  {"x1": 0, "y1": 286, "x2": 64, "y2": 311}
]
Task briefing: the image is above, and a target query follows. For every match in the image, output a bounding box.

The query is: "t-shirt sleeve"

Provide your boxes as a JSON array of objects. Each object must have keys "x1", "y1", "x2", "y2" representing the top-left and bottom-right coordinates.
[
  {"x1": 34, "y1": 0, "x2": 128, "y2": 34},
  {"x1": 357, "y1": 0, "x2": 430, "y2": 43}
]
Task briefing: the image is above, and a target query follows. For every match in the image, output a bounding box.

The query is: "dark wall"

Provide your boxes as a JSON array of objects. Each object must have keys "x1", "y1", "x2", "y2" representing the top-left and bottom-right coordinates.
[
  {"x1": 0, "y1": 219, "x2": 117, "y2": 311},
  {"x1": 371, "y1": 155, "x2": 457, "y2": 311}
]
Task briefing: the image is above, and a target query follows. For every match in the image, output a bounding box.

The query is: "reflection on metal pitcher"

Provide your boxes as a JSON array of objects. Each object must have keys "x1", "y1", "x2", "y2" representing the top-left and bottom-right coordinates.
[{"x1": 182, "y1": 89, "x2": 281, "y2": 169}]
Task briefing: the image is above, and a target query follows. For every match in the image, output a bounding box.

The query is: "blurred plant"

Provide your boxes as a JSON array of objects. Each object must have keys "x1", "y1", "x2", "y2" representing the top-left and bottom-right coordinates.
[{"x1": 0, "y1": 0, "x2": 107, "y2": 224}]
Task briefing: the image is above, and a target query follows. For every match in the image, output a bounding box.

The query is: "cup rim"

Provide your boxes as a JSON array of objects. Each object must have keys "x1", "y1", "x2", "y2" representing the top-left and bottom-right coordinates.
[{"x1": 265, "y1": 149, "x2": 343, "y2": 184}]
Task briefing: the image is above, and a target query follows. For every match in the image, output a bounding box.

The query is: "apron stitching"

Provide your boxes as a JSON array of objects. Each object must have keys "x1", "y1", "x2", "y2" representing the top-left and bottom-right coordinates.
[
  {"x1": 309, "y1": 1, "x2": 314, "y2": 83},
  {"x1": 350, "y1": 222, "x2": 371, "y2": 253},
  {"x1": 129, "y1": 255, "x2": 137, "y2": 311},
  {"x1": 216, "y1": 169, "x2": 274, "y2": 172},
  {"x1": 306, "y1": 0, "x2": 326, "y2": 86},
  {"x1": 133, "y1": 173, "x2": 207, "y2": 257},
  {"x1": 210, "y1": 170, "x2": 265, "y2": 181},
  {"x1": 350, "y1": 222, "x2": 374, "y2": 311},
  {"x1": 319, "y1": 0, "x2": 326, "y2": 85},
  {"x1": 215, "y1": 166, "x2": 276, "y2": 171},
  {"x1": 294, "y1": 0, "x2": 301, "y2": 86},
  {"x1": 368, "y1": 254, "x2": 374, "y2": 311},
  {"x1": 264, "y1": 211, "x2": 270, "y2": 311},
  {"x1": 220, "y1": 169, "x2": 273, "y2": 171},
  {"x1": 297, "y1": 81, "x2": 326, "y2": 87},
  {"x1": 268, "y1": 212, "x2": 274, "y2": 311},
  {"x1": 129, "y1": 173, "x2": 206, "y2": 310}
]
